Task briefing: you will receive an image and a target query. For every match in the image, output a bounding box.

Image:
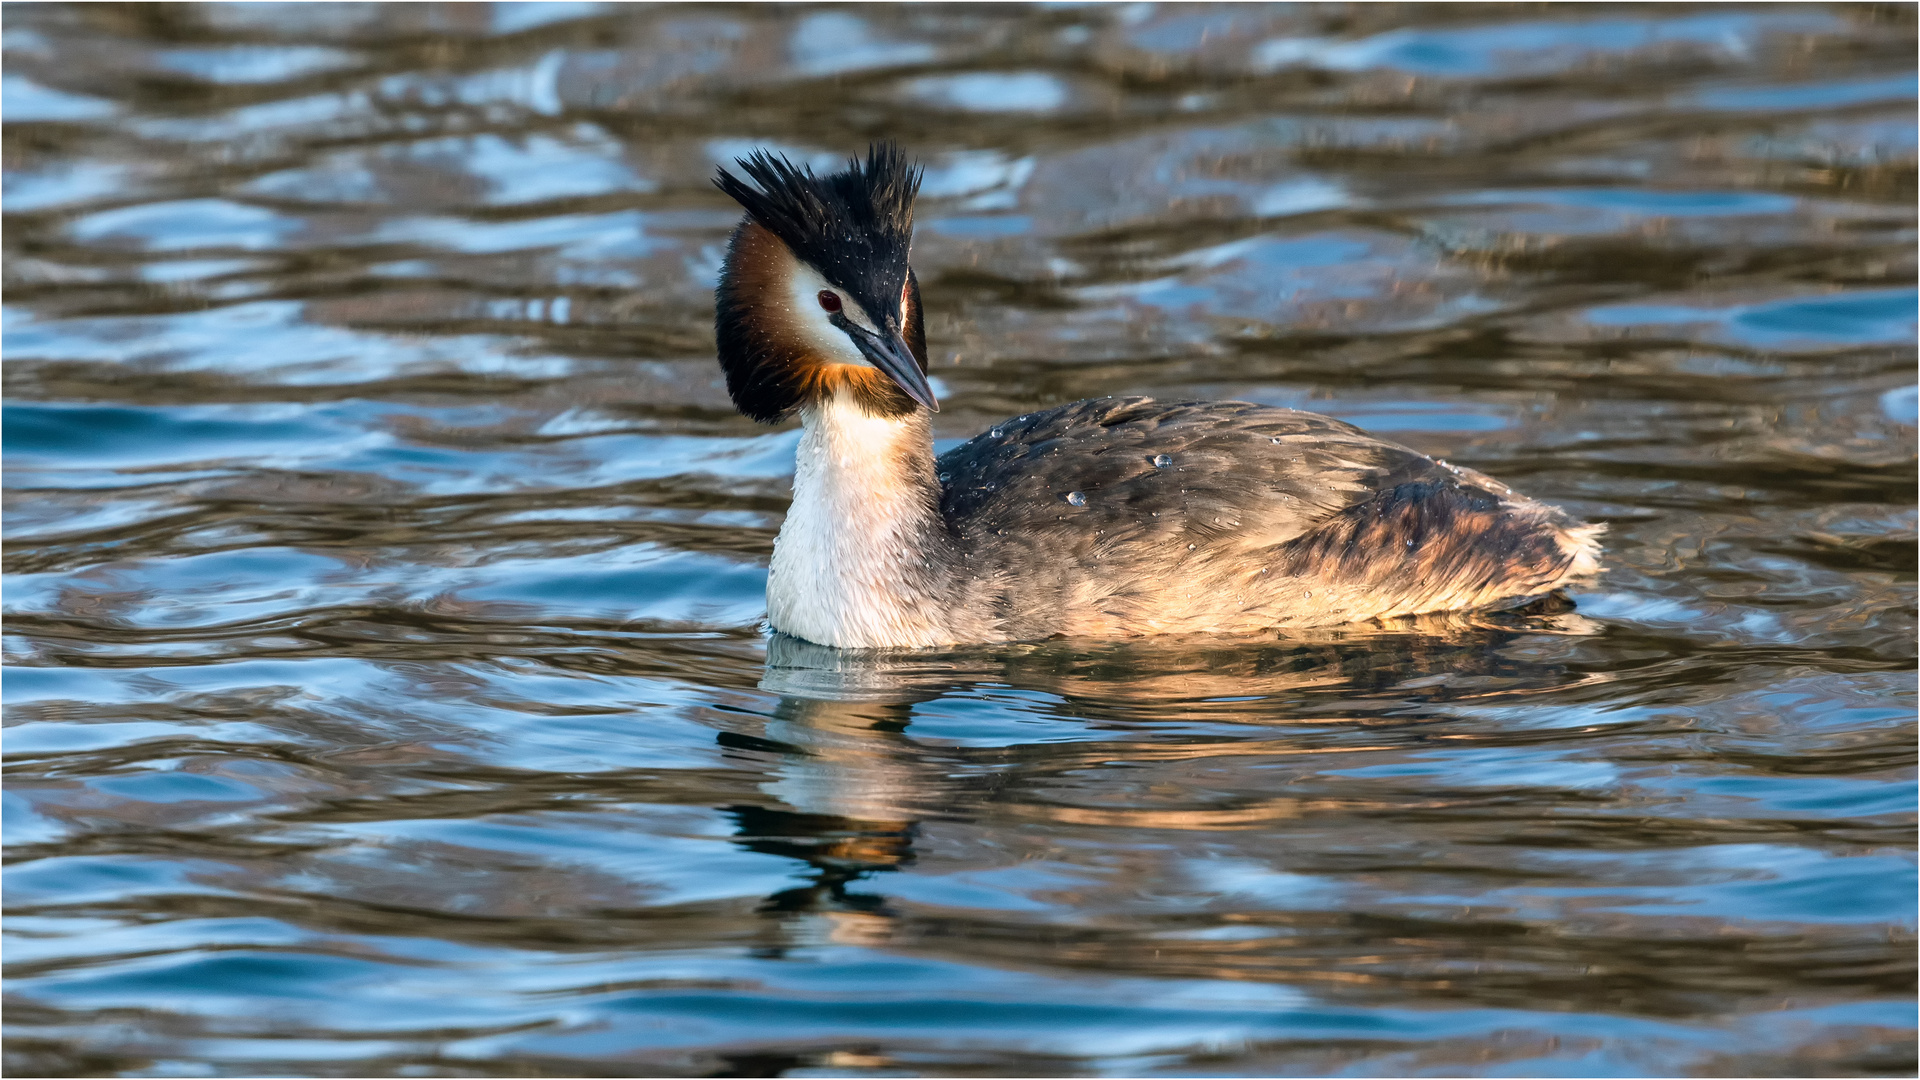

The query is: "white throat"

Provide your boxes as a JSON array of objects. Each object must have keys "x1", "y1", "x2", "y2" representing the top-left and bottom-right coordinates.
[{"x1": 767, "y1": 390, "x2": 949, "y2": 649}]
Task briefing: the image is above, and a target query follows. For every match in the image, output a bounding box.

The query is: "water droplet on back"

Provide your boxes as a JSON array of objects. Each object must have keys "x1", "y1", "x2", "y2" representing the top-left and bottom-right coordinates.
[
  {"x1": 1064, "y1": 490, "x2": 1086, "y2": 506},
  {"x1": 1152, "y1": 453, "x2": 1173, "y2": 467}
]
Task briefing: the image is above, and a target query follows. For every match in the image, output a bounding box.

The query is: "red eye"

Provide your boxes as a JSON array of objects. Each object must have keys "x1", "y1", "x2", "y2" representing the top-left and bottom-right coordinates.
[{"x1": 816, "y1": 291, "x2": 842, "y2": 313}]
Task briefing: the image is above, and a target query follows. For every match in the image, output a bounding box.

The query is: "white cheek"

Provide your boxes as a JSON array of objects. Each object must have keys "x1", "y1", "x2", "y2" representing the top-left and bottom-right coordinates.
[{"x1": 784, "y1": 263, "x2": 877, "y2": 367}]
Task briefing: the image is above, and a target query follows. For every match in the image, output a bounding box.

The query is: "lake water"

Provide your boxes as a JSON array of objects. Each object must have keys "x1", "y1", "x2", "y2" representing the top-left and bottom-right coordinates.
[{"x1": 4, "y1": 4, "x2": 1915, "y2": 1076}]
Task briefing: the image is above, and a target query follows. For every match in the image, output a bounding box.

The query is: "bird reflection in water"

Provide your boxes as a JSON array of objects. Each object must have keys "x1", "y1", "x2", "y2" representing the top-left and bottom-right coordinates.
[
  {"x1": 722, "y1": 602, "x2": 1600, "y2": 958},
  {"x1": 722, "y1": 636, "x2": 950, "y2": 953}
]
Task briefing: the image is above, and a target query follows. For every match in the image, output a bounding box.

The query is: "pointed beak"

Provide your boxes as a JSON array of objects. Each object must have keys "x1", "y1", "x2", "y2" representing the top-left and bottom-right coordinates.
[{"x1": 843, "y1": 322, "x2": 938, "y2": 412}]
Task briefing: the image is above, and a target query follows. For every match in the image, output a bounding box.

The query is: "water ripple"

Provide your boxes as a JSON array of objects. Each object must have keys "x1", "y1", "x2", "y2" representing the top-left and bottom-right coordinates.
[{"x1": 4, "y1": 4, "x2": 1913, "y2": 1077}]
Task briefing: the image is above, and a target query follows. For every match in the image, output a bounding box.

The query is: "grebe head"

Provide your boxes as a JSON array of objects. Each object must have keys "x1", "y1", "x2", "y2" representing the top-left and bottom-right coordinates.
[{"x1": 714, "y1": 143, "x2": 934, "y2": 423}]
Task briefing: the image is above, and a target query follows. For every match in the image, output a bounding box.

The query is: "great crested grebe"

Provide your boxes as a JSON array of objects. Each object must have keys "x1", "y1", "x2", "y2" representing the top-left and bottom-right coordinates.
[{"x1": 713, "y1": 144, "x2": 1602, "y2": 650}]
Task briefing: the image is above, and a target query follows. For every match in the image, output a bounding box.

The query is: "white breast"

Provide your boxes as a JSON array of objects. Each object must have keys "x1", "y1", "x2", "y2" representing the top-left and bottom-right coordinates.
[{"x1": 767, "y1": 390, "x2": 952, "y2": 648}]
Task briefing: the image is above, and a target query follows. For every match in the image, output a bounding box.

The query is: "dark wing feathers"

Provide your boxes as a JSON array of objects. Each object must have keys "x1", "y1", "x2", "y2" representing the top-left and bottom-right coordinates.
[
  {"x1": 937, "y1": 397, "x2": 1444, "y2": 550},
  {"x1": 934, "y1": 397, "x2": 1593, "y2": 634},
  {"x1": 929, "y1": 395, "x2": 1589, "y2": 630}
]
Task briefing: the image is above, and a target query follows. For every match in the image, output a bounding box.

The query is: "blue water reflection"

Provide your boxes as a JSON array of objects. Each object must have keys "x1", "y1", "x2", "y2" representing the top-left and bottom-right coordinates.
[
  {"x1": 1589, "y1": 287, "x2": 1918, "y2": 348},
  {"x1": 1251, "y1": 11, "x2": 1836, "y2": 76},
  {"x1": 4, "y1": 3, "x2": 1913, "y2": 1077}
]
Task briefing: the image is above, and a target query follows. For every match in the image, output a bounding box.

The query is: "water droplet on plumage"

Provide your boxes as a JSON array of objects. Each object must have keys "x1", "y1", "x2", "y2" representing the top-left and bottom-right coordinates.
[
  {"x1": 1152, "y1": 454, "x2": 1173, "y2": 467},
  {"x1": 1064, "y1": 490, "x2": 1086, "y2": 506},
  {"x1": 939, "y1": 473, "x2": 950, "y2": 483},
  {"x1": 1187, "y1": 543, "x2": 1196, "y2": 550},
  {"x1": 990, "y1": 427, "x2": 1003, "y2": 438}
]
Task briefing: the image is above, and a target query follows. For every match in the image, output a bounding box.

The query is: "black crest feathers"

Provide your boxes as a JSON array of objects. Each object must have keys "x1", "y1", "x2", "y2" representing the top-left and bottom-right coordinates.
[{"x1": 714, "y1": 143, "x2": 922, "y2": 312}]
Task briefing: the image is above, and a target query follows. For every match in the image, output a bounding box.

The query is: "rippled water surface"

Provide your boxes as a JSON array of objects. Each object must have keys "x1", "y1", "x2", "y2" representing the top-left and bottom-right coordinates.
[{"x1": 5, "y1": 4, "x2": 1917, "y2": 1076}]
